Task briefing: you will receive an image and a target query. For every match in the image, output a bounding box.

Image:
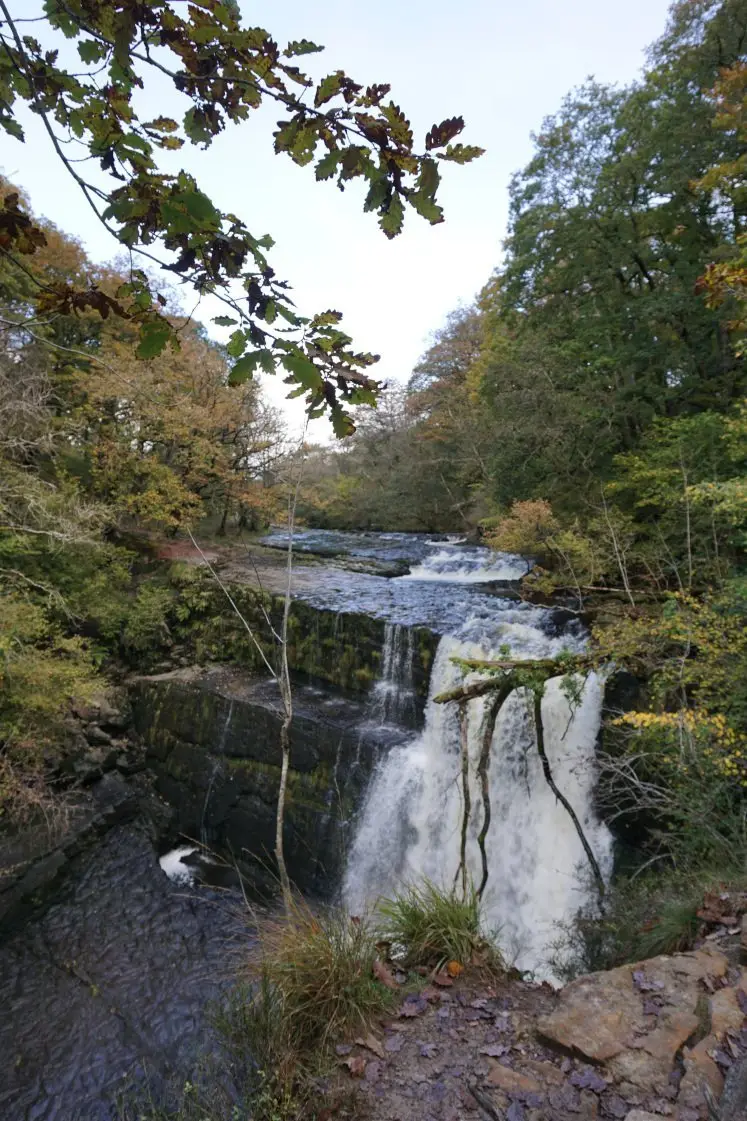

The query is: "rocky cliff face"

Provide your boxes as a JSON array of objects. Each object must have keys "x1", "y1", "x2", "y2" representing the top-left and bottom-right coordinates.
[{"x1": 130, "y1": 665, "x2": 411, "y2": 896}]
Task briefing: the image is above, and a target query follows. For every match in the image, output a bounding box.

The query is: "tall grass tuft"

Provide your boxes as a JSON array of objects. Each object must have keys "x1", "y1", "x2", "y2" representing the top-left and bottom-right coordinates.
[
  {"x1": 550, "y1": 863, "x2": 747, "y2": 980},
  {"x1": 244, "y1": 897, "x2": 394, "y2": 1053},
  {"x1": 635, "y1": 895, "x2": 702, "y2": 959},
  {"x1": 377, "y1": 880, "x2": 503, "y2": 972}
]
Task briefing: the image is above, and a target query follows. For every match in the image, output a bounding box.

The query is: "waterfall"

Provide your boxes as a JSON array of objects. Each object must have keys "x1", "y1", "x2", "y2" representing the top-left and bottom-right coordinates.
[
  {"x1": 370, "y1": 623, "x2": 416, "y2": 726},
  {"x1": 342, "y1": 635, "x2": 613, "y2": 982}
]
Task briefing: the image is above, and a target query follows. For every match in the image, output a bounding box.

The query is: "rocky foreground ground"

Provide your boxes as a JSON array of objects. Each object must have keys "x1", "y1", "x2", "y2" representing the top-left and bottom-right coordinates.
[{"x1": 335, "y1": 939, "x2": 747, "y2": 1121}]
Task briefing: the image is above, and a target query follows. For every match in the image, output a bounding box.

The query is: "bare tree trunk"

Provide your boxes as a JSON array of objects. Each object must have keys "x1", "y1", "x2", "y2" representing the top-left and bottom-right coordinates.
[
  {"x1": 188, "y1": 426, "x2": 307, "y2": 915},
  {"x1": 680, "y1": 448, "x2": 693, "y2": 590},
  {"x1": 601, "y1": 489, "x2": 635, "y2": 608},
  {"x1": 274, "y1": 433, "x2": 307, "y2": 912},
  {"x1": 217, "y1": 496, "x2": 229, "y2": 537},
  {"x1": 275, "y1": 712, "x2": 293, "y2": 910}
]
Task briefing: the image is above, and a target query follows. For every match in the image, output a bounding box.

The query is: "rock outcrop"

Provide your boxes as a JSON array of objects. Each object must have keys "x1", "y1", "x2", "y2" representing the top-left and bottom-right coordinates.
[
  {"x1": 351, "y1": 945, "x2": 747, "y2": 1121},
  {"x1": 130, "y1": 665, "x2": 410, "y2": 895}
]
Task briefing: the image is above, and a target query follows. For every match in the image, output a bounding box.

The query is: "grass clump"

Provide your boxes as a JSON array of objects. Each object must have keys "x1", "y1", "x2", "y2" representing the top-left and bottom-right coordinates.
[
  {"x1": 246, "y1": 898, "x2": 394, "y2": 1053},
  {"x1": 377, "y1": 880, "x2": 503, "y2": 973},
  {"x1": 551, "y1": 863, "x2": 746, "y2": 980},
  {"x1": 119, "y1": 901, "x2": 386, "y2": 1121},
  {"x1": 634, "y1": 894, "x2": 702, "y2": 959}
]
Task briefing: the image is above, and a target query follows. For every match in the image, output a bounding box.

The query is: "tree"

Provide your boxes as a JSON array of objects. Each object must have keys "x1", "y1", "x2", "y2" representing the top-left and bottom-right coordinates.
[
  {"x1": 0, "y1": 180, "x2": 293, "y2": 832},
  {"x1": 696, "y1": 58, "x2": 747, "y2": 351},
  {"x1": 0, "y1": 0, "x2": 482, "y2": 434}
]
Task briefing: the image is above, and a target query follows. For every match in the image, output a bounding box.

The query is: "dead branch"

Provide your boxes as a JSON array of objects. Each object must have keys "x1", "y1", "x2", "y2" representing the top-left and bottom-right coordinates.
[
  {"x1": 454, "y1": 703, "x2": 471, "y2": 898},
  {"x1": 476, "y1": 688, "x2": 511, "y2": 900},
  {"x1": 533, "y1": 692, "x2": 606, "y2": 900},
  {"x1": 434, "y1": 656, "x2": 596, "y2": 705}
]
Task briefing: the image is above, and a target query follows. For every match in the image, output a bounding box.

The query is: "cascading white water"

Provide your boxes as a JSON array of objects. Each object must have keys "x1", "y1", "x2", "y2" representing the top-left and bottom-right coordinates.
[
  {"x1": 343, "y1": 633, "x2": 613, "y2": 982},
  {"x1": 403, "y1": 546, "x2": 529, "y2": 584},
  {"x1": 370, "y1": 623, "x2": 416, "y2": 726}
]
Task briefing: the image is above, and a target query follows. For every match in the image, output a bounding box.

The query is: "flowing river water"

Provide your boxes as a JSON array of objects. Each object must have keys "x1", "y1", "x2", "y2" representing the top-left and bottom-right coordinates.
[{"x1": 1, "y1": 530, "x2": 614, "y2": 1118}]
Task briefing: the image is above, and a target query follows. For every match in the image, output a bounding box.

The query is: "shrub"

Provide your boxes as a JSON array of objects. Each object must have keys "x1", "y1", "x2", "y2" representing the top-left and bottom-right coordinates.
[
  {"x1": 0, "y1": 591, "x2": 99, "y2": 826},
  {"x1": 377, "y1": 880, "x2": 503, "y2": 973},
  {"x1": 121, "y1": 583, "x2": 174, "y2": 666}
]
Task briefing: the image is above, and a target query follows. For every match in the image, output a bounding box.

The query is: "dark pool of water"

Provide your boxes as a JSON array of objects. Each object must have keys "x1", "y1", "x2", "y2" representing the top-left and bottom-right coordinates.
[{"x1": 0, "y1": 824, "x2": 246, "y2": 1121}]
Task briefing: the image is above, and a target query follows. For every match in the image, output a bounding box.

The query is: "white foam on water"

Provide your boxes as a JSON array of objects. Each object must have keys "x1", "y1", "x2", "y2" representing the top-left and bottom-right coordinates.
[
  {"x1": 403, "y1": 548, "x2": 529, "y2": 584},
  {"x1": 159, "y1": 846, "x2": 198, "y2": 885}
]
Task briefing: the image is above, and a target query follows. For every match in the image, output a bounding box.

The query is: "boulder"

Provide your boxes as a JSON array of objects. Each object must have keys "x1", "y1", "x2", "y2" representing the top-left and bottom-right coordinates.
[{"x1": 538, "y1": 949, "x2": 728, "y2": 1095}]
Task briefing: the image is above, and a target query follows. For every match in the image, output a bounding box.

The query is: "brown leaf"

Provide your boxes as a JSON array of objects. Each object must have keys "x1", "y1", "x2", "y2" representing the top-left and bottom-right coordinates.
[
  {"x1": 373, "y1": 959, "x2": 398, "y2": 990},
  {"x1": 400, "y1": 995, "x2": 428, "y2": 1018},
  {"x1": 432, "y1": 972, "x2": 454, "y2": 987},
  {"x1": 355, "y1": 1033, "x2": 385, "y2": 1059},
  {"x1": 343, "y1": 1055, "x2": 366, "y2": 1077}
]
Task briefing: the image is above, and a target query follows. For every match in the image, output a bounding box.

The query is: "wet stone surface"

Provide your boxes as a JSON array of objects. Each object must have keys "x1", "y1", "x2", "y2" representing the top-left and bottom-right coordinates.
[{"x1": 0, "y1": 823, "x2": 244, "y2": 1121}]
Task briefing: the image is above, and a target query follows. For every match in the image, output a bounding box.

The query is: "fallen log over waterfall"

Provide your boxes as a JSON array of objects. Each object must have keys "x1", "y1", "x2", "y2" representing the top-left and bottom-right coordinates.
[{"x1": 433, "y1": 654, "x2": 597, "y2": 705}]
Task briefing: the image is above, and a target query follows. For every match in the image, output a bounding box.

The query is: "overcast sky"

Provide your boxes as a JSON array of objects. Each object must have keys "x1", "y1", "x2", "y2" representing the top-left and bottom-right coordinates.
[{"x1": 5, "y1": 0, "x2": 673, "y2": 434}]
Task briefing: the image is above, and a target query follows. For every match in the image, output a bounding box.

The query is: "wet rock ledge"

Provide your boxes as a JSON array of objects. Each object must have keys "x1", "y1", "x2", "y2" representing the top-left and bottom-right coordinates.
[{"x1": 131, "y1": 665, "x2": 410, "y2": 896}]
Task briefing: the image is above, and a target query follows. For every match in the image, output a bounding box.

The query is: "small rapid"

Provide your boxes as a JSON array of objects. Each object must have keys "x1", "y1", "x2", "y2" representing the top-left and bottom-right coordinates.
[{"x1": 403, "y1": 544, "x2": 529, "y2": 584}]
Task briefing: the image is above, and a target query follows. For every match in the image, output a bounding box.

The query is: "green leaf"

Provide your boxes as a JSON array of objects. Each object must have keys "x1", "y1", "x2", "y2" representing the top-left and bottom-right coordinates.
[
  {"x1": 183, "y1": 107, "x2": 215, "y2": 146},
  {"x1": 349, "y1": 385, "x2": 379, "y2": 407},
  {"x1": 0, "y1": 116, "x2": 24, "y2": 142},
  {"x1": 381, "y1": 103, "x2": 413, "y2": 149},
  {"x1": 229, "y1": 354, "x2": 259, "y2": 385},
  {"x1": 178, "y1": 188, "x2": 219, "y2": 224},
  {"x1": 257, "y1": 349, "x2": 276, "y2": 374},
  {"x1": 213, "y1": 315, "x2": 238, "y2": 327},
  {"x1": 437, "y1": 143, "x2": 485, "y2": 164},
  {"x1": 315, "y1": 150, "x2": 342, "y2": 181},
  {"x1": 78, "y1": 40, "x2": 108, "y2": 64},
  {"x1": 284, "y1": 39, "x2": 324, "y2": 57},
  {"x1": 136, "y1": 319, "x2": 173, "y2": 359},
  {"x1": 408, "y1": 192, "x2": 444, "y2": 224},
  {"x1": 226, "y1": 330, "x2": 246, "y2": 358},
  {"x1": 290, "y1": 125, "x2": 318, "y2": 166},
  {"x1": 315, "y1": 72, "x2": 343, "y2": 108},
  {"x1": 276, "y1": 304, "x2": 300, "y2": 327},
  {"x1": 144, "y1": 117, "x2": 180, "y2": 134},
  {"x1": 379, "y1": 194, "x2": 404, "y2": 238},
  {"x1": 282, "y1": 353, "x2": 324, "y2": 390},
  {"x1": 364, "y1": 177, "x2": 389, "y2": 213},
  {"x1": 331, "y1": 406, "x2": 356, "y2": 438},
  {"x1": 417, "y1": 156, "x2": 440, "y2": 200}
]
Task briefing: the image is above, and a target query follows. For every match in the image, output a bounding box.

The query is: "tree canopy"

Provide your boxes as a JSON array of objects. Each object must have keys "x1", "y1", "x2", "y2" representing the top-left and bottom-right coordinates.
[{"x1": 0, "y1": 0, "x2": 482, "y2": 434}]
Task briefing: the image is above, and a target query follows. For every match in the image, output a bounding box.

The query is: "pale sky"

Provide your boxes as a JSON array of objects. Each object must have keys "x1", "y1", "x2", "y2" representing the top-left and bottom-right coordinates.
[{"x1": 4, "y1": 0, "x2": 673, "y2": 435}]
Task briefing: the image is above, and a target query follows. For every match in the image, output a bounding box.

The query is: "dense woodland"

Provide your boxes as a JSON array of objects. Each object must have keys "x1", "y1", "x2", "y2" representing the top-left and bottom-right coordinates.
[{"x1": 0, "y1": 0, "x2": 746, "y2": 970}]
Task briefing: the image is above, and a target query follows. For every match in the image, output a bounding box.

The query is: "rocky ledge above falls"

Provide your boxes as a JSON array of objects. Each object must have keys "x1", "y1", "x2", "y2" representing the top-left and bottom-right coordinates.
[{"x1": 130, "y1": 665, "x2": 411, "y2": 897}]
